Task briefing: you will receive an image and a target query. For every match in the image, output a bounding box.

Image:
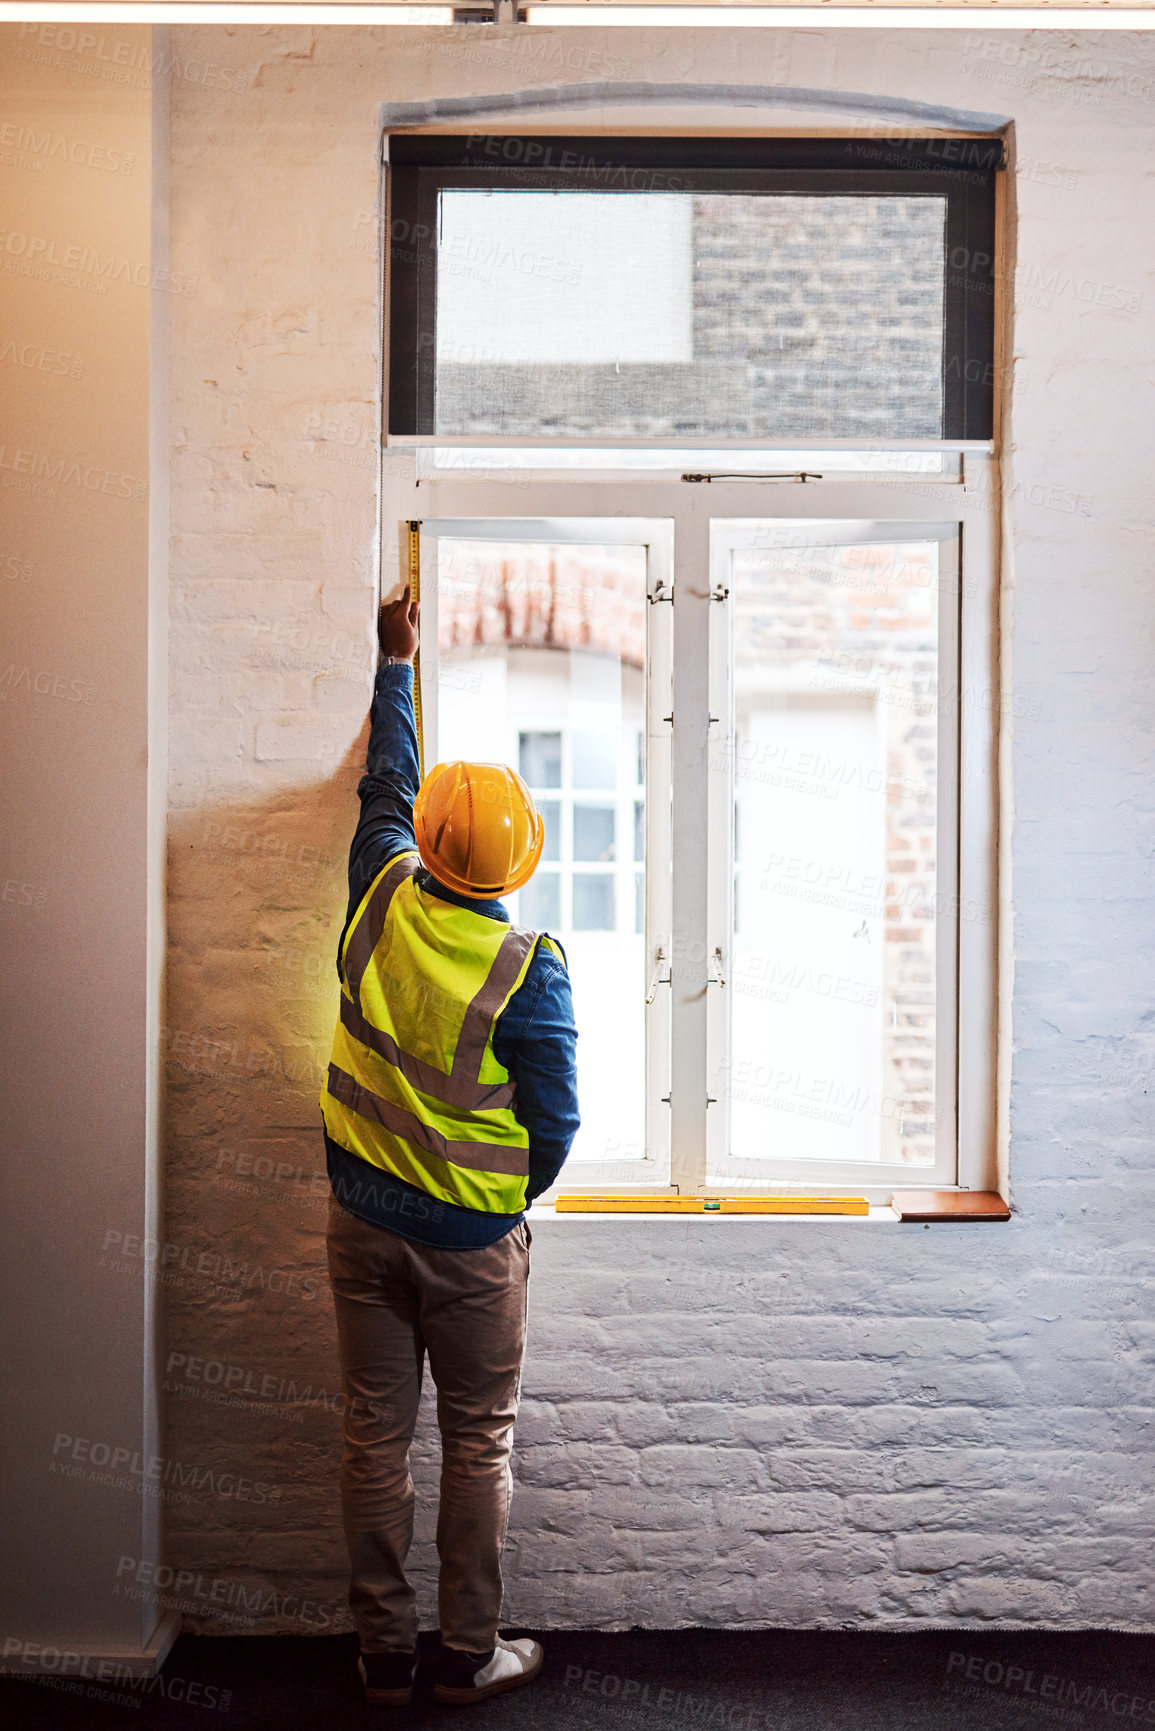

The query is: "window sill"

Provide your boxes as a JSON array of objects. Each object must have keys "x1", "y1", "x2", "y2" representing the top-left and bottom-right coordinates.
[
  {"x1": 529, "y1": 1191, "x2": 1011, "y2": 1224},
  {"x1": 890, "y1": 1189, "x2": 1010, "y2": 1222},
  {"x1": 530, "y1": 1202, "x2": 896, "y2": 1223}
]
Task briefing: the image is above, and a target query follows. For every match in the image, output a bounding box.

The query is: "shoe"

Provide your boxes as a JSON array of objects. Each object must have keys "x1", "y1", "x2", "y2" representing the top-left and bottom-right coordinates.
[
  {"x1": 358, "y1": 1649, "x2": 418, "y2": 1707},
  {"x1": 433, "y1": 1634, "x2": 544, "y2": 1706}
]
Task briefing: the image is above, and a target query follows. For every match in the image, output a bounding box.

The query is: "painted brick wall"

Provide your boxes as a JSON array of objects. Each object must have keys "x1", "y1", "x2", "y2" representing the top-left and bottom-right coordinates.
[{"x1": 164, "y1": 24, "x2": 1155, "y2": 1635}]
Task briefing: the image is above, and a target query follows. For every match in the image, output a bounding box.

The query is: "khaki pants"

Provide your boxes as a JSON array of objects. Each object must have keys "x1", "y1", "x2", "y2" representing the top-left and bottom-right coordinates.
[{"x1": 325, "y1": 1195, "x2": 532, "y2": 1654}]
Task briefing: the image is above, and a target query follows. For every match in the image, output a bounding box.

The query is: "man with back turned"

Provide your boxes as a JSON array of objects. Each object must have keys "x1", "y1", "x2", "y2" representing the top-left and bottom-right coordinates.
[{"x1": 320, "y1": 583, "x2": 580, "y2": 1707}]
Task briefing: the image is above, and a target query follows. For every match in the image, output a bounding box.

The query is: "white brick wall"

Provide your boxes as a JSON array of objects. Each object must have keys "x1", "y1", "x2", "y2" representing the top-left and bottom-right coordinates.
[{"x1": 164, "y1": 24, "x2": 1155, "y2": 1633}]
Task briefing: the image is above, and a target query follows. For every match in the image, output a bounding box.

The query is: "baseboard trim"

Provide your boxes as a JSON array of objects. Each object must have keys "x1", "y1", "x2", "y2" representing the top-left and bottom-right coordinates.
[{"x1": 1, "y1": 1610, "x2": 181, "y2": 1680}]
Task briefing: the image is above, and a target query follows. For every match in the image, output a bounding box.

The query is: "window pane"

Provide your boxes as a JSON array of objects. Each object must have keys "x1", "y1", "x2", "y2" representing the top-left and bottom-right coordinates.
[
  {"x1": 573, "y1": 874, "x2": 615, "y2": 932},
  {"x1": 519, "y1": 730, "x2": 561, "y2": 789},
  {"x1": 573, "y1": 803, "x2": 615, "y2": 863},
  {"x1": 437, "y1": 537, "x2": 649, "y2": 1167},
  {"x1": 435, "y1": 192, "x2": 946, "y2": 439},
  {"x1": 538, "y1": 799, "x2": 560, "y2": 863},
  {"x1": 437, "y1": 191, "x2": 692, "y2": 365},
  {"x1": 725, "y1": 539, "x2": 940, "y2": 1168},
  {"x1": 572, "y1": 729, "x2": 617, "y2": 789},
  {"x1": 634, "y1": 799, "x2": 645, "y2": 864},
  {"x1": 519, "y1": 870, "x2": 559, "y2": 931}
]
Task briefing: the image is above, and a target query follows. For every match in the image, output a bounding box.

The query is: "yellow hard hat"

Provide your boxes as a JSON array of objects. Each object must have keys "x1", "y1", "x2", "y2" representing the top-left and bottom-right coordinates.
[{"x1": 413, "y1": 761, "x2": 545, "y2": 900}]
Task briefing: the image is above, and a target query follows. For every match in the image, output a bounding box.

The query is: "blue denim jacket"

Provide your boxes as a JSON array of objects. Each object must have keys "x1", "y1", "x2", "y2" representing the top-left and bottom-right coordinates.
[{"x1": 324, "y1": 662, "x2": 581, "y2": 1247}]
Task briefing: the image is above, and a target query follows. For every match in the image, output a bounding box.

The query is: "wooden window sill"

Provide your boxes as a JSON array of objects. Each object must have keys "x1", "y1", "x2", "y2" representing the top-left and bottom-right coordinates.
[{"x1": 891, "y1": 1189, "x2": 1010, "y2": 1222}]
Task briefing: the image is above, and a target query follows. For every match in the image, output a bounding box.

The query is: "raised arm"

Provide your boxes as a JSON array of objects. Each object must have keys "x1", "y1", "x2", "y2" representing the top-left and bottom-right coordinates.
[{"x1": 343, "y1": 585, "x2": 422, "y2": 930}]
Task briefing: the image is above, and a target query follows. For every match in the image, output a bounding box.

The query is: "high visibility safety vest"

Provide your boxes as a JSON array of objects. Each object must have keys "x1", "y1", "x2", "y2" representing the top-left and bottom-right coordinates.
[{"x1": 320, "y1": 849, "x2": 564, "y2": 1215}]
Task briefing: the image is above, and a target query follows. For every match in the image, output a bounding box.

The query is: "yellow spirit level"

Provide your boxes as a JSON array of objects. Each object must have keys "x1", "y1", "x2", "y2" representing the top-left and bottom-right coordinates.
[{"x1": 553, "y1": 1195, "x2": 870, "y2": 1216}]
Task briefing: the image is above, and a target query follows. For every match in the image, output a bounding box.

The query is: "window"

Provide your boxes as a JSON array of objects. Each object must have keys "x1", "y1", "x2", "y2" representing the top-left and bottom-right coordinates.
[
  {"x1": 388, "y1": 135, "x2": 1000, "y2": 442},
  {"x1": 391, "y1": 134, "x2": 1002, "y2": 1206}
]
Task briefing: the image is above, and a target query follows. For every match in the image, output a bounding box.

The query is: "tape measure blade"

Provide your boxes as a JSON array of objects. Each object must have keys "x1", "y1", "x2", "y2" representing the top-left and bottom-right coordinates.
[{"x1": 406, "y1": 520, "x2": 424, "y2": 779}]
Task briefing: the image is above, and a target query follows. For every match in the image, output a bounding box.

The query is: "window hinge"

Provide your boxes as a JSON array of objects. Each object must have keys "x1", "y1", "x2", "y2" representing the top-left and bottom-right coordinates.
[{"x1": 645, "y1": 947, "x2": 671, "y2": 1005}]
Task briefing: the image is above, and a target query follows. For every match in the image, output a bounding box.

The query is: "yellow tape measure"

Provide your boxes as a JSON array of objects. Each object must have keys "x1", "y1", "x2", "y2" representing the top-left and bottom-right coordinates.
[{"x1": 406, "y1": 519, "x2": 424, "y2": 779}]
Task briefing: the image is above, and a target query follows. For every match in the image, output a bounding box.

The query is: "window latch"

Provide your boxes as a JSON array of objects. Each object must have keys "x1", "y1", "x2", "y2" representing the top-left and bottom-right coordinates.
[
  {"x1": 682, "y1": 472, "x2": 824, "y2": 484},
  {"x1": 648, "y1": 582, "x2": 673, "y2": 605},
  {"x1": 708, "y1": 947, "x2": 727, "y2": 988}
]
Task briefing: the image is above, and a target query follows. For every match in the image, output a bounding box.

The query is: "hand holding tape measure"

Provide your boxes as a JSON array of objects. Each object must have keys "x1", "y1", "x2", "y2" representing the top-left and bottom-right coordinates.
[{"x1": 377, "y1": 520, "x2": 424, "y2": 777}]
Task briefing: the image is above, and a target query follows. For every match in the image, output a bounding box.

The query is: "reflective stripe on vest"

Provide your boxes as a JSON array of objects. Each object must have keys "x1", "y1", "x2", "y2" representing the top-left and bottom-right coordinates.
[{"x1": 320, "y1": 850, "x2": 547, "y2": 1215}]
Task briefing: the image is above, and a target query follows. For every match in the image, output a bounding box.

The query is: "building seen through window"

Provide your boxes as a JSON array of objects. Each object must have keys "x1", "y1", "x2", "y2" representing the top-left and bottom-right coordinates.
[
  {"x1": 436, "y1": 539, "x2": 648, "y2": 1167},
  {"x1": 716, "y1": 537, "x2": 942, "y2": 1175},
  {"x1": 435, "y1": 533, "x2": 946, "y2": 1174},
  {"x1": 434, "y1": 191, "x2": 948, "y2": 440}
]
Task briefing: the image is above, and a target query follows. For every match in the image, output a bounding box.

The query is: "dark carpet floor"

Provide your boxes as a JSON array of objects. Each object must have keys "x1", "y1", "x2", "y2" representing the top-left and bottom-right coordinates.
[{"x1": 5, "y1": 1628, "x2": 1155, "y2": 1730}]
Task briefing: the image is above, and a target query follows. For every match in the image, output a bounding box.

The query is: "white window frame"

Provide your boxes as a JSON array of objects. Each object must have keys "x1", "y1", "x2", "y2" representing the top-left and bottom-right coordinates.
[
  {"x1": 418, "y1": 515, "x2": 675, "y2": 1193},
  {"x1": 706, "y1": 518, "x2": 961, "y2": 1196},
  {"x1": 384, "y1": 459, "x2": 1000, "y2": 1206}
]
